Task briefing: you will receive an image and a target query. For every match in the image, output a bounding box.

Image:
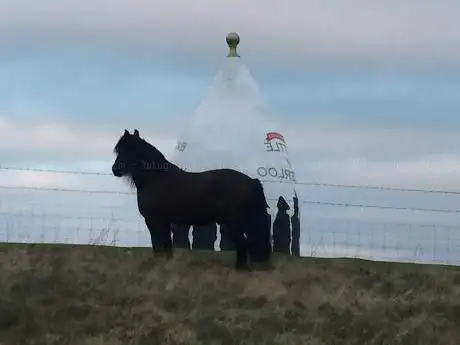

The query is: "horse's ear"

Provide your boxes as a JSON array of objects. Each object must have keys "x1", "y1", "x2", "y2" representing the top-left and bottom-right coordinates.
[
  {"x1": 124, "y1": 129, "x2": 130, "y2": 136},
  {"x1": 133, "y1": 129, "x2": 139, "y2": 137}
]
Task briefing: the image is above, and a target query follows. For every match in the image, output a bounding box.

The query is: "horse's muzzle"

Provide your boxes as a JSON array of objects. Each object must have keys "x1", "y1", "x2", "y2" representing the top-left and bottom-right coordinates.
[{"x1": 112, "y1": 166, "x2": 122, "y2": 177}]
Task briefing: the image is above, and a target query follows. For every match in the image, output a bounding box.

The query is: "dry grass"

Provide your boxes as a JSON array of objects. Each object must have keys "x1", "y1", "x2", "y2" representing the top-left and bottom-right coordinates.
[{"x1": 1, "y1": 243, "x2": 460, "y2": 345}]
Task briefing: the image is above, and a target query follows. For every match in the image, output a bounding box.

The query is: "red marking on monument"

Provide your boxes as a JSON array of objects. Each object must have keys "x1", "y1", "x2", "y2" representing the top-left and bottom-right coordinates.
[{"x1": 266, "y1": 132, "x2": 285, "y2": 143}]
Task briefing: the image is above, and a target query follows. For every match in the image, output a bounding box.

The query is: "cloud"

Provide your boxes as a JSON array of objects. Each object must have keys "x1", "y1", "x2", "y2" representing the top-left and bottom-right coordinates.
[
  {"x1": 279, "y1": 122, "x2": 460, "y2": 190},
  {"x1": 286, "y1": 125, "x2": 460, "y2": 157},
  {"x1": 312, "y1": 156, "x2": 460, "y2": 189},
  {"x1": 2, "y1": 0, "x2": 460, "y2": 64},
  {"x1": 0, "y1": 116, "x2": 177, "y2": 164},
  {"x1": 0, "y1": 116, "x2": 112, "y2": 156}
]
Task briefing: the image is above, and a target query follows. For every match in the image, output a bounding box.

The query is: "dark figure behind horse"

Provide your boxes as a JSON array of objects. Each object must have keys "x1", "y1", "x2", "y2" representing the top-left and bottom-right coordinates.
[
  {"x1": 111, "y1": 129, "x2": 272, "y2": 270},
  {"x1": 273, "y1": 196, "x2": 291, "y2": 254}
]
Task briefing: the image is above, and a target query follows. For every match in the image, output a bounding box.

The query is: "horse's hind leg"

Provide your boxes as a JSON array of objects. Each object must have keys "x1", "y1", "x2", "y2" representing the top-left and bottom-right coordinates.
[
  {"x1": 232, "y1": 226, "x2": 250, "y2": 271},
  {"x1": 145, "y1": 218, "x2": 173, "y2": 259}
]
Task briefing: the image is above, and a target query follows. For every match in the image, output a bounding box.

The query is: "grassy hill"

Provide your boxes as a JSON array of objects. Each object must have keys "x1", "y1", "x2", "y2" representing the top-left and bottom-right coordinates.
[{"x1": 1, "y1": 243, "x2": 460, "y2": 345}]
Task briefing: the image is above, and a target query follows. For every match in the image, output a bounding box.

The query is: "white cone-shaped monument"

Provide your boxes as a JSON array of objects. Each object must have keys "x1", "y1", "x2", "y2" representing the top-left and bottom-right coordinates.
[{"x1": 171, "y1": 32, "x2": 300, "y2": 254}]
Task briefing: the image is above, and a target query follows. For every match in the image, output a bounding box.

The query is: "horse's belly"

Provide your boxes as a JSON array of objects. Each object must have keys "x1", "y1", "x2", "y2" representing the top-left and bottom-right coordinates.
[{"x1": 165, "y1": 201, "x2": 220, "y2": 225}]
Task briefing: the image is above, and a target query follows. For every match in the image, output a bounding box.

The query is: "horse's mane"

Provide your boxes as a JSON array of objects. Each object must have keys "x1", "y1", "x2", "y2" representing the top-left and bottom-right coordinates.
[{"x1": 114, "y1": 130, "x2": 182, "y2": 173}]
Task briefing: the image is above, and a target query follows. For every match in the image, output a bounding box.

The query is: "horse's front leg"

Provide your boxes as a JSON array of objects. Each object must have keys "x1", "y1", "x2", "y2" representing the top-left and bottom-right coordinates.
[{"x1": 145, "y1": 217, "x2": 173, "y2": 259}]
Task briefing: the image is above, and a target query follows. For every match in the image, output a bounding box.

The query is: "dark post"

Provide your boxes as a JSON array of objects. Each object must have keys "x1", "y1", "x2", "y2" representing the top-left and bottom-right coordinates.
[
  {"x1": 192, "y1": 223, "x2": 217, "y2": 250},
  {"x1": 219, "y1": 224, "x2": 235, "y2": 251},
  {"x1": 171, "y1": 223, "x2": 191, "y2": 249},
  {"x1": 272, "y1": 196, "x2": 291, "y2": 254},
  {"x1": 267, "y1": 211, "x2": 273, "y2": 252},
  {"x1": 290, "y1": 193, "x2": 300, "y2": 256}
]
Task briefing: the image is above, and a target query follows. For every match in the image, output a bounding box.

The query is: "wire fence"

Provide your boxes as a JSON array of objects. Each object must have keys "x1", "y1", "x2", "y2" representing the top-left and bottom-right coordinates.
[
  {"x1": 2, "y1": 165, "x2": 460, "y2": 195},
  {"x1": 1, "y1": 166, "x2": 460, "y2": 266}
]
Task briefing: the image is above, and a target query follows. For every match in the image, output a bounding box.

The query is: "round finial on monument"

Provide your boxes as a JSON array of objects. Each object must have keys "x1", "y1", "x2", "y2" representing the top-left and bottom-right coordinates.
[{"x1": 226, "y1": 32, "x2": 240, "y2": 58}]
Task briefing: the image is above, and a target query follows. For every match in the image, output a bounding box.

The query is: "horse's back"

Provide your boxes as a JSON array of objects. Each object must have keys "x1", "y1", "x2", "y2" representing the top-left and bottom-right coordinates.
[{"x1": 202, "y1": 168, "x2": 269, "y2": 214}]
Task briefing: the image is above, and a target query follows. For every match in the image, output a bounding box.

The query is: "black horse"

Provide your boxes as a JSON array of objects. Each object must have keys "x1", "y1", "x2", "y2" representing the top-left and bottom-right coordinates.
[{"x1": 111, "y1": 129, "x2": 272, "y2": 270}]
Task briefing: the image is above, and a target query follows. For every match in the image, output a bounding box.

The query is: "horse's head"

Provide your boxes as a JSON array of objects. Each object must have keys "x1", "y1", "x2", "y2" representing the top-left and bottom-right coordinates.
[
  {"x1": 112, "y1": 129, "x2": 144, "y2": 178},
  {"x1": 112, "y1": 129, "x2": 174, "y2": 179}
]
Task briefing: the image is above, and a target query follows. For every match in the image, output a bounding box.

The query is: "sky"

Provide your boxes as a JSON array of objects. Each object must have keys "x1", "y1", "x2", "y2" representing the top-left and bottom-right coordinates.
[{"x1": 1, "y1": 0, "x2": 460, "y2": 262}]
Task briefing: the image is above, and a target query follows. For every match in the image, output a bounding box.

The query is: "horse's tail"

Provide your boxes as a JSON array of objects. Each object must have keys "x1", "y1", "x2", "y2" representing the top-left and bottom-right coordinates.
[
  {"x1": 252, "y1": 178, "x2": 270, "y2": 210},
  {"x1": 246, "y1": 178, "x2": 272, "y2": 262}
]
